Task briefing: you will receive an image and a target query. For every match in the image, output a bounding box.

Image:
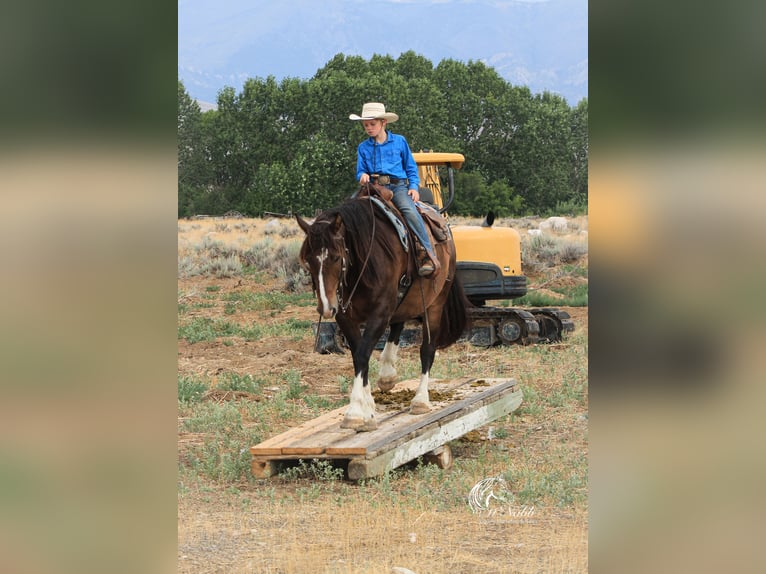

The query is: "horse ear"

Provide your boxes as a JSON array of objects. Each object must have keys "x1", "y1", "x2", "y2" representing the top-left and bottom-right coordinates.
[
  {"x1": 331, "y1": 214, "x2": 343, "y2": 235},
  {"x1": 296, "y1": 214, "x2": 311, "y2": 234}
]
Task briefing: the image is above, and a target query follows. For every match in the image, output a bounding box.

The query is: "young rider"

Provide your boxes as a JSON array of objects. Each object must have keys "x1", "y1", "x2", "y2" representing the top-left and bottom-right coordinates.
[{"x1": 350, "y1": 102, "x2": 440, "y2": 277}]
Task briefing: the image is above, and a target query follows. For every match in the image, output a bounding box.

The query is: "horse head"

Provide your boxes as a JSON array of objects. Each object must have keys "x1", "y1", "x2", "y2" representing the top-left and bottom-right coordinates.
[{"x1": 296, "y1": 213, "x2": 347, "y2": 319}]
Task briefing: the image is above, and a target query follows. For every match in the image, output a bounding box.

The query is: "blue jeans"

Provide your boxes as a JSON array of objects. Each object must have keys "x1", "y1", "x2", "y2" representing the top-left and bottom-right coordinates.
[{"x1": 388, "y1": 182, "x2": 434, "y2": 255}]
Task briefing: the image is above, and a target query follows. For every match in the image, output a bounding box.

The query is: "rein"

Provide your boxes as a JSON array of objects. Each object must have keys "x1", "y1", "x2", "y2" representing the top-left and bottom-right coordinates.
[{"x1": 339, "y1": 189, "x2": 376, "y2": 313}]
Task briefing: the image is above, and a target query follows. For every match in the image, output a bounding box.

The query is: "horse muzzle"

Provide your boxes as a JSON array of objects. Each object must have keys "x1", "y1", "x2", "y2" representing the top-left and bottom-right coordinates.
[{"x1": 318, "y1": 304, "x2": 337, "y2": 319}]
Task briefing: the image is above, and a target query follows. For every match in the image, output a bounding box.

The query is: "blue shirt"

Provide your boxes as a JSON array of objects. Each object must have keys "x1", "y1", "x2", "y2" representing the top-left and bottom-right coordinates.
[{"x1": 356, "y1": 131, "x2": 420, "y2": 189}]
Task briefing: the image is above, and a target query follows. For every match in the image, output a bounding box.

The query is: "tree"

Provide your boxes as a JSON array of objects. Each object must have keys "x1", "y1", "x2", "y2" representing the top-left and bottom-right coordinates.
[
  {"x1": 568, "y1": 98, "x2": 589, "y2": 209},
  {"x1": 178, "y1": 80, "x2": 213, "y2": 217},
  {"x1": 395, "y1": 51, "x2": 434, "y2": 81}
]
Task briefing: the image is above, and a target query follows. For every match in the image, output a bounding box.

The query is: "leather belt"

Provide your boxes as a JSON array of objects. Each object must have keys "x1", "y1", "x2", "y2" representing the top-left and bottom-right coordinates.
[{"x1": 374, "y1": 175, "x2": 408, "y2": 185}]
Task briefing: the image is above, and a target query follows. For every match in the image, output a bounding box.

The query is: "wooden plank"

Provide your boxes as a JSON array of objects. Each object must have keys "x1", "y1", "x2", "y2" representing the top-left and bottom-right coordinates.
[
  {"x1": 347, "y1": 387, "x2": 522, "y2": 480},
  {"x1": 281, "y1": 428, "x2": 359, "y2": 455},
  {"x1": 249, "y1": 407, "x2": 346, "y2": 456},
  {"x1": 273, "y1": 413, "x2": 348, "y2": 453}
]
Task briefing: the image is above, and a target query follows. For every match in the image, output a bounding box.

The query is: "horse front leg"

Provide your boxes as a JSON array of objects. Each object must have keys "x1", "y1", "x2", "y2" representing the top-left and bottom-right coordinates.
[
  {"x1": 377, "y1": 322, "x2": 404, "y2": 392},
  {"x1": 339, "y1": 318, "x2": 389, "y2": 432}
]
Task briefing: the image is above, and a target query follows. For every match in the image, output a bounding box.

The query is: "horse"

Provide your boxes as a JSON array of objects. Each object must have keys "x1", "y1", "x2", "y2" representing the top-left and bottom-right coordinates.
[{"x1": 296, "y1": 191, "x2": 470, "y2": 432}]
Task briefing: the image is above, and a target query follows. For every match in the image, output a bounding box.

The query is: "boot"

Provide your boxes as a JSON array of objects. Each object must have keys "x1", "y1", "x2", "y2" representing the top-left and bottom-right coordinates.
[{"x1": 418, "y1": 248, "x2": 441, "y2": 277}]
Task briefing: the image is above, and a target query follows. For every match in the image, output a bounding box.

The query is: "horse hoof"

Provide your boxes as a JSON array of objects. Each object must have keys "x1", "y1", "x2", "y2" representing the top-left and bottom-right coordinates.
[
  {"x1": 361, "y1": 418, "x2": 378, "y2": 432},
  {"x1": 377, "y1": 379, "x2": 396, "y2": 392},
  {"x1": 340, "y1": 417, "x2": 365, "y2": 430},
  {"x1": 341, "y1": 416, "x2": 377, "y2": 432},
  {"x1": 410, "y1": 402, "x2": 432, "y2": 415}
]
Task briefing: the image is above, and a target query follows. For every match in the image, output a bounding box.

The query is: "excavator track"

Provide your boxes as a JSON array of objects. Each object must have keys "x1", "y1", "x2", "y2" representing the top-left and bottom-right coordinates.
[
  {"x1": 526, "y1": 308, "x2": 575, "y2": 342},
  {"x1": 312, "y1": 306, "x2": 573, "y2": 353},
  {"x1": 465, "y1": 306, "x2": 540, "y2": 346}
]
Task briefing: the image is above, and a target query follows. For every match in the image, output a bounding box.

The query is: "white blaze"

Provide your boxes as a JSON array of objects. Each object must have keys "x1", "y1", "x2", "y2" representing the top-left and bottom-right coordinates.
[{"x1": 316, "y1": 248, "x2": 332, "y2": 317}]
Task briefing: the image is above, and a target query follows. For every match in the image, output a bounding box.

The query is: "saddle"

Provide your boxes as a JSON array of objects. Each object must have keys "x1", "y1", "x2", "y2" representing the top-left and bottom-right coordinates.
[
  {"x1": 355, "y1": 183, "x2": 450, "y2": 244},
  {"x1": 415, "y1": 202, "x2": 449, "y2": 243}
]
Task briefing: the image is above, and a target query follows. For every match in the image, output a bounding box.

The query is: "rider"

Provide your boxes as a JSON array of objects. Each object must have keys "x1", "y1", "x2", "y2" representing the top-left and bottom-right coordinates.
[{"x1": 350, "y1": 102, "x2": 440, "y2": 277}]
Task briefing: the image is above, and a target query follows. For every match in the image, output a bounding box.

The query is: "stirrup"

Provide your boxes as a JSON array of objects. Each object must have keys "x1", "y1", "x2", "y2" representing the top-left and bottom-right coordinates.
[
  {"x1": 418, "y1": 258, "x2": 435, "y2": 276},
  {"x1": 418, "y1": 250, "x2": 440, "y2": 277}
]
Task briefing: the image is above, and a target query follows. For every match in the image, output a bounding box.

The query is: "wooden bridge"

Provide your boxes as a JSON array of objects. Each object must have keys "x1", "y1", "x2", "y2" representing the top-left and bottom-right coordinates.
[{"x1": 250, "y1": 376, "x2": 522, "y2": 480}]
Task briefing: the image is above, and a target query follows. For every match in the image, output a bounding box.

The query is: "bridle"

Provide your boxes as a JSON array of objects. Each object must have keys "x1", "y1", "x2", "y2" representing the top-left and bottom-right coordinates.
[{"x1": 311, "y1": 196, "x2": 376, "y2": 348}]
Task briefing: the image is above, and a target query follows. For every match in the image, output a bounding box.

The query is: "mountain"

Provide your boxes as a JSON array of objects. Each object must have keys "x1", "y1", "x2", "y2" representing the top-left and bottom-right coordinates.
[{"x1": 178, "y1": 0, "x2": 586, "y2": 106}]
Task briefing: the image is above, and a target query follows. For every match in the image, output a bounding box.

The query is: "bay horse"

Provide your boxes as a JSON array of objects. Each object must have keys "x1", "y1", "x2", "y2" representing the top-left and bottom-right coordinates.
[{"x1": 296, "y1": 193, "x2": 470, "y2": 431}]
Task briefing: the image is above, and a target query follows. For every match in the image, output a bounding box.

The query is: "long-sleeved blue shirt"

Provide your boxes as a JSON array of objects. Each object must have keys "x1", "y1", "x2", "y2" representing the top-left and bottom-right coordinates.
[{"x1": 356, "y1": 131, "x2": 420, "y2": 190}]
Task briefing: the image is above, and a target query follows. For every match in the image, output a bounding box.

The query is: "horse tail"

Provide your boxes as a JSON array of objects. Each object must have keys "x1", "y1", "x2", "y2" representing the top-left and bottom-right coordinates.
[{"x1": 434, "y1": 274, "x2": 473, "y2": 349}]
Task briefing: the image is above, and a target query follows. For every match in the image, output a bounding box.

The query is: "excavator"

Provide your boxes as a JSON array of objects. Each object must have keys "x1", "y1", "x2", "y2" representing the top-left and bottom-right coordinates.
[{"x1": 313, "y1": 151, "x2": 574, "y2": 352}]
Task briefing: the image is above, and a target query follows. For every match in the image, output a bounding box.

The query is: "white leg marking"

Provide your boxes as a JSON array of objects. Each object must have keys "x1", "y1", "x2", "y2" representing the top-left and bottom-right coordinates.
[
  {"x1": 410, "y1": 372, "x2": 432, "y2": 415},
  {"x1": 378, "y1": 341, "x2": 399, "y2": 391},
  {"x1": 364, "y1": 380, "x2": 376, "y2": 413},
  {"x1": 345, "y1": 373, "x2": 366, "y2": 420},
  {"x1": 342, "y1": 372, "x2": 377, "y2": 430}
]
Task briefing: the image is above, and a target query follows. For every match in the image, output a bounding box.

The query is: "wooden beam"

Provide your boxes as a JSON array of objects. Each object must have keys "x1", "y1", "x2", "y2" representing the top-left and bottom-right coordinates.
[{"x1": 348, "y1": 386, "x2": 522, "y2": 480}]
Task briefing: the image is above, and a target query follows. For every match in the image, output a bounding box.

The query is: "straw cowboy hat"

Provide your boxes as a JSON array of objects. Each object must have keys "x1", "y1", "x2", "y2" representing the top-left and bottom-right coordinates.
[{"x1": 349, "y1": 102, "x2": 399, "y2": 123}]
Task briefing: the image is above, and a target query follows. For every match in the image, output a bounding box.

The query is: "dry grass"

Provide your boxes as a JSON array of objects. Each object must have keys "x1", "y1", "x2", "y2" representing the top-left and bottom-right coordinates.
[
  {"x1": 178, "y1": 493, "x2": 587, "y2": 573},
  {"x1": 178, "y1": 217, "x2": 297, "y2": 251}
]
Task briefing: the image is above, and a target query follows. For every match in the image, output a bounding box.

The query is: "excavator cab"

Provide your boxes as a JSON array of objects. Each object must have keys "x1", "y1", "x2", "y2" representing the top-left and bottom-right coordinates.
[{"x1": 413, "y1": 151, "x2": 527, "y2": 305}]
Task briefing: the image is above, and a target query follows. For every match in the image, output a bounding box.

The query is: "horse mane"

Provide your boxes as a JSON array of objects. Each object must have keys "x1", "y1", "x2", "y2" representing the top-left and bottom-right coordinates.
[{"x1": 313, "y1": 199, "x2": 402, "y2": 288}]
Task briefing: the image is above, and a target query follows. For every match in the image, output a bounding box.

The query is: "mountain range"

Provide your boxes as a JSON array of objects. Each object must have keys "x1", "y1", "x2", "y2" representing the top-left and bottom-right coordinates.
[{"x1": 178, "y1": 0, "x2": 587, "y2": 108}]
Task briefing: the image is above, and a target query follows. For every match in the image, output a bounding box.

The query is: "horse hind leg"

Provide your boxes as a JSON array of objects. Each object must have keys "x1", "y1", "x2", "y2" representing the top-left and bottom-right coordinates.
[
  {"x1": 377, "y1": 323, "x2": 404, "y2": 392},
  {"x1": 377, "y1": 345, "x2": 398, "y2": 392},
  {"x1": 410, "y1": 372, "x2": 432, "y2": 415},
  {"x1": 411, "y1": 325, "x2": 437, "y2": 414}
]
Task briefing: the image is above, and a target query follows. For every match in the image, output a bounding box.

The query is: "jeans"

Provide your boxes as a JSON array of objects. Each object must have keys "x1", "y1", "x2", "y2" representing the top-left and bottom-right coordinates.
[{"x1": 387, "y1": 182, "x2": 434, "y2": 255}]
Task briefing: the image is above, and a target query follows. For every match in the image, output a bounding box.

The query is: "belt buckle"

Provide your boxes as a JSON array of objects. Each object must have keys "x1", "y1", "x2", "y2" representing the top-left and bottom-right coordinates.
[{"x1": 378, "y1": 175, "x2": 390, "y2": 185}]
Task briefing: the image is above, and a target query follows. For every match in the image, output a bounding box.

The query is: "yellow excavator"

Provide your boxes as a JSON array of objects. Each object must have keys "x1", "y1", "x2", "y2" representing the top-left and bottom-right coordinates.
[{"x1": 413, "y1": 151, "x2": 573, "y2": 346}]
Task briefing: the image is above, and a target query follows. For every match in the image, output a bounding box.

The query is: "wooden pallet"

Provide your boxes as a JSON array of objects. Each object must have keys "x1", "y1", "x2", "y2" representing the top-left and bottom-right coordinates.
[{"x1": 250, "y1": 376, "x2": 522, "y2": 480}]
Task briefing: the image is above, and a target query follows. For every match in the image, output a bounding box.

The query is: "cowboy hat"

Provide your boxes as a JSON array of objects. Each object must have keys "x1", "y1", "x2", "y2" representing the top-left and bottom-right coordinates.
[{"x1": 349, "y1": 102, "x2": 399, "y2": 123}]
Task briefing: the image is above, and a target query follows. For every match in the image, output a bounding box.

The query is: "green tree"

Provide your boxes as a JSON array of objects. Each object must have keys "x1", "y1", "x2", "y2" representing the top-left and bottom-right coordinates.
[
  {"x1": 568, "y1": 98, "x2": 588, "y2": 210},
  {"x1": 395, "y1": 51, "x2": 434, "y2": 81},
  {"x1": 178, "y1": 80, "x2": 214, "y2": 217}
]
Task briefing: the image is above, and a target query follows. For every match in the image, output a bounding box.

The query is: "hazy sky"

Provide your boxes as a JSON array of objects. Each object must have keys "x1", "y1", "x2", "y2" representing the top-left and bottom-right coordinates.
[{"x1": 178, "y1": 0, "x2": 587, "y2": 105}]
